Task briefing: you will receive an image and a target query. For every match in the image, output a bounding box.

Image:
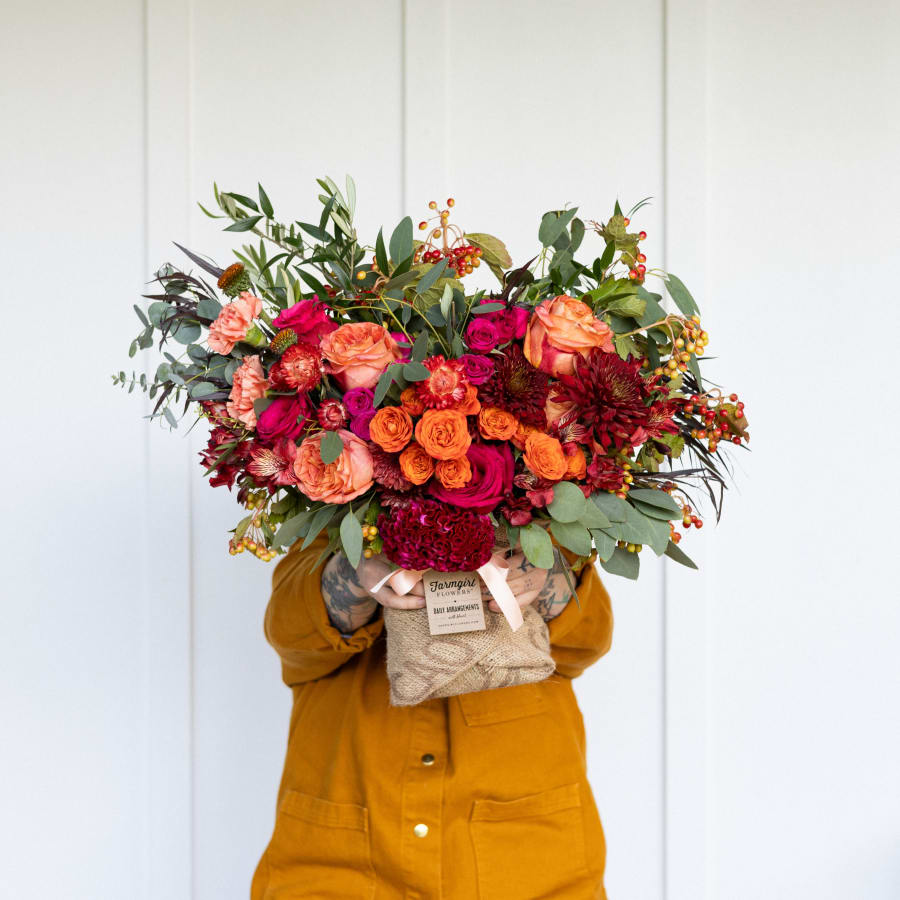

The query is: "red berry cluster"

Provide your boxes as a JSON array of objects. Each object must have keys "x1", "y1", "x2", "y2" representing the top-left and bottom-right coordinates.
[
  {"x1": 684, "y1": 391, "x2": 748, "y2": 454},
  {"x1": 625, "y1": 218, "x2": 649, "y2": 283},
  {"x1": 414, "y1": 198, "x2": 483, "y2": 279}
]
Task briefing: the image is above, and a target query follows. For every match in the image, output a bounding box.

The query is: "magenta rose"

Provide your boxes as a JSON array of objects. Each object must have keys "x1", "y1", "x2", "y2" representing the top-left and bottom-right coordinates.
[
  {"x1": 466, "y1": 318, "x2": 500, "y2": 352},
  {"x1": 477, "y1": 299, "x2": 529, "y2": 343},
  {"x1": 459, "y1": 354, "x2": 495, "y2": 386},
  {"x1": 390, "y1": 332, "x2": 412, "y2": 362},
  {"x1": 272, "y1": 297, "x2": 338, "y2": 344},
  {"x1": 349, "y1": 410, "x2": 376, "y2": 441},
  {"x1": 429, "y1": 442, "x2": 514, "y2": 513},
  {"x1": 344, "y1": 387, "x2": 375, "y2": 417},
  {"x1": 256, "y1": 394, "x2": 310, "y2": 444}
]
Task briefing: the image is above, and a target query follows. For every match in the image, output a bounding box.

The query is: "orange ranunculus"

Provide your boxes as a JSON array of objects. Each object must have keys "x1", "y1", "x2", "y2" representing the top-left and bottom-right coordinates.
[
  {"x1": 477, "y1": 406, "x2": 518, "y2": 441},
  {"x1": 400, "y1": 387, "x2": 426, "y2": 417},
  {"x1": 523, "y1": 432, "x2": 567, "y2": 481},
  {"x1": 226, "y1": 354, "x2": 267, "y2": 429},
  {"x1": 453, "y1": 384, "x2": 481, "y2": 416},
  {"x1": 320, "y1": 322, "x2": 402, "y2": 390},
  {"x1": 369, "y1": 406, "x2": 413, "y2": 453},
  {"x1": 563, "y1": 442, "x2": 587, "y2": 479},
  {"x1": 511, "y1": 421, "x2": 540, "y2": 451},
  {"x1": 398, "y1": 442, "x2": 435, "y2": 485},
  {"x1": 208, "y1": 291, "x2": 263, "y2": 355},
  {"x1": 414, "y1": 409, "x2": 471, "y2": 461},
  {"x1": 434, "y1": 455, "x2": 473, "y2": 489},
  {"x1": 523, "y1": 295, "x2": 614, "y2": 376},
  {"x1": 293, "y1": 429, "x2": 374, "y2": 503}
]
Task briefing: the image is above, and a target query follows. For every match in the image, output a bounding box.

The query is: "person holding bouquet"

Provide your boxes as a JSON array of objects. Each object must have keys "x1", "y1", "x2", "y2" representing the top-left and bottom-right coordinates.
[{"x1": 250, "y1": 538, "x2": 613, "y2": 900}]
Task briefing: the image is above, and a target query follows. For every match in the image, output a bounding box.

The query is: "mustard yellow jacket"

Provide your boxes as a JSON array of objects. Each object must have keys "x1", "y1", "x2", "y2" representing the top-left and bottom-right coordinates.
[{"x1": 251, "y1": 536, "x2": 614, "y2": 900}]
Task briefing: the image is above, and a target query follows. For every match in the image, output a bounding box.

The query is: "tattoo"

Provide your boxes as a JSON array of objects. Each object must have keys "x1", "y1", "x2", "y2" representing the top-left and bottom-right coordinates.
[
  {"x1": 535, "y1": 551, "x2": 573, "y2": 621},
  {"x1": 321, "y1": 554, "x2": 377, "y2": 632}
]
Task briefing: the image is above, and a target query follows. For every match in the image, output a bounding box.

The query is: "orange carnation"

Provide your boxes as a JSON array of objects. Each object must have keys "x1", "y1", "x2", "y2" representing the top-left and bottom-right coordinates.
[
  {"x1": 398, "y1": 442, "x2": 435, "y2": 485},
  {"x1": 400, "y1": 387, "x2": 426, "y2": 416},
  {"x1": 434, "y1": 456, "x2": 473, "y2": 489},
  {"x1": 523, "y1": 432, "x2": 567, "y2": 481},
  {"x1": 369, "y1": 406, "x2": 413, "y2": 453},
  {"x1": 414, "y1": 409, "x2": 471, "y2": 461},
  {"x1": 563, "y1": 443, "x2": 587, "y2": 479},
  {"x1": 478, "y1": 406, "x2": 518, "y2": 441}
]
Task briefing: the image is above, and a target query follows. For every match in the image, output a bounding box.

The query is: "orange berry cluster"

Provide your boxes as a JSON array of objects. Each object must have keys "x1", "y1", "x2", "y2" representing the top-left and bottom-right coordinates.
[
  {"x1": 653, "y1": 315, "x2": 709, "y2": 378},
  {"x1": 624, "y1": 218, "x2": 649, "y2": 283},
  {"x1": 685, "y1": 392, "x2": 747, "y2": 454},
  {"x1": 228, "y1": 493, "x2": 278, "y2": 561},
  {"x1": 414, "y1": 198, "x2": 483, "y2": 278},
  {"x1": 362, "y1": 523, "x2": 378, "y2": 559}
]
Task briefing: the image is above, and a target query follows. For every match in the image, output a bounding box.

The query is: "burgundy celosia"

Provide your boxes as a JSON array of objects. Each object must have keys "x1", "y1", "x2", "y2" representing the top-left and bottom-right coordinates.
[{"x1": 377, "y1": 498, "x2": 494, "y2": 572}]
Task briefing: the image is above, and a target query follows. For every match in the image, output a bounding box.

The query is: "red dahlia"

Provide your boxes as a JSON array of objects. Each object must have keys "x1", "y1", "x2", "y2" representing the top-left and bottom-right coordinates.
[
  {"x1": 552, "y1": 349, "x2": 654, "y2": 451},
  {"x1": 478, "y1": 345, "x2": 550, "y2": 428},
  {"x1": 414, "y1": 355, "x2": 470, "y2": 409}
]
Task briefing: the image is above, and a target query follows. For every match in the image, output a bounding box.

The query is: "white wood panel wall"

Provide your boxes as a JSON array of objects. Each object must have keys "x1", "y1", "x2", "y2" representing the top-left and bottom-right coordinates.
[{"x1": 3, "y1": 1, "x2": 899, "y2": 899}]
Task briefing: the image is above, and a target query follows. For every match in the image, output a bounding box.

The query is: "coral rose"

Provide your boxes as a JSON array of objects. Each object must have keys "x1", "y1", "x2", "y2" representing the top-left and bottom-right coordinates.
[
  {"x1": 523, "y1": 295, "x2": 614, "y2": 376},
  {"x1": 523, "y1": 432, "x2": 568, "y2": 481},
  {"x1": 398, "y1": 442, "x2": 435, "y2": 485},
  {"x1": 414, "y1": 409, "x2": 472, "y2": 461},
  {"x1": 226, "y1": 355, "x2": 267, "y2": 429},
  {"x1": 320, "y1": 322, "x2": 402, "y2": 390},
  {"x1": 369, "y1": 406, "x2": 413, "y2": 453},
  {"x1": 434, "y1": 456, "x2": 473, "y2": 490},
  {"x1": 478, "y1": 406, "x2": 518, "y2": 441},
  {"x1": 208, "y1": 292, "x2": 263, "y2": 355},
  {"x1": 293, "y1": 429, "x2": 374, "y2": 503}
]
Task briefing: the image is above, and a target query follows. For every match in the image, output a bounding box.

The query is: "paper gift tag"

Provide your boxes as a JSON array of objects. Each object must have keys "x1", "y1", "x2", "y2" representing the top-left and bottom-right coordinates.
[{"x1": 422, "y1": 570, "x2": 486, "y2": 635}]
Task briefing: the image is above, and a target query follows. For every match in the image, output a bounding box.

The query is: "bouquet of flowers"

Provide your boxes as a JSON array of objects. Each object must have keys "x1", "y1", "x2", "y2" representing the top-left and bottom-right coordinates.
[{"x1": 117, "y1": 177, "x2": 747, "y2": 701}]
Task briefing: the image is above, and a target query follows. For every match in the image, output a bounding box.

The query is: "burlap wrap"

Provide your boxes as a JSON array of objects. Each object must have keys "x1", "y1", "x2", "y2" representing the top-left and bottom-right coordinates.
[{"x1": 383, "y1": 604, "x2": 555, "y2": 707}]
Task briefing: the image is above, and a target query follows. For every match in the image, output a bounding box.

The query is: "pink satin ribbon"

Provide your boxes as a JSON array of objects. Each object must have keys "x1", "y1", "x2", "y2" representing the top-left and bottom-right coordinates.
[{"x1": 371, "y1": 553, "x2": 524, "y2": 632}]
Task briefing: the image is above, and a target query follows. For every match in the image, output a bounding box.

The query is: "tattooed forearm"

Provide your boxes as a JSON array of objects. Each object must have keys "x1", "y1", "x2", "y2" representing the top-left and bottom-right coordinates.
[
  {"x1": 321, "y1": 553, "x2": 378, "y2": 633},
  {"x1": 535, "y1": 552, "x2": 575, "y2": 621}
]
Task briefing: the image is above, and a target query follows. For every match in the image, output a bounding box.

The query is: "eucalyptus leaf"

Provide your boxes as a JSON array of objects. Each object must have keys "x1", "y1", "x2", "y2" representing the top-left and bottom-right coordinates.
[
  {"x1": 589, "y1": 529, "x2": 617, "y2": 562},
  {"x1": 547, "y1": 481, "x2": 587, "y2": 523},
  {"x1": 403, "y1": 362, "x2": 430, "y2": 382},
  {"x1": 520, "y1": 523, "x2": 554, "y2": 569},
  {"x1": 300, "y1": 505, "x2": 337, "y2": 550},
  {"x1": 665, "y1": 273, "x2": 700, "y2": 317},
  {"x1": 628, "y1": 488, "x2": 682, "y2": 516},
  {"x1": 375, "y1": 228, "x2": 390, "y2": 276},
  {"x1": 373, "y1": 367, "x2": 395, "y2": 406},
  {"x1": 339, "y1": 510, "x2": 364, "y2": 567},
  {"x1": 665, "y1": 540, "x2": 699, "y2": 569},
  {"x1": 389, "y1": 216, "x2": 414, "y2": 265},
  {"x1": 272, "y1": 510, "x2": 312, "y2": 548},
  {"x1": 171, "y1": 321, "x2": 201, "y2": 344},
  {"x1": 591, "y1": 493, "x2": 629, "y2": 522},
  {"x1": 320, "y1": 430, "x2": 344, "y2": 464},
  {"x1": 600, "y1": 547, "x2": 640, "y2": 580},
  {"x1": 415, "y1": 257, "x2": 449, "y2": 296},
  {"x1": 550, "y1": 521, "x2": 592, "y2": 557},
  {"x1": 539, "y1": 208, "x2": 579, "y2": 247}
]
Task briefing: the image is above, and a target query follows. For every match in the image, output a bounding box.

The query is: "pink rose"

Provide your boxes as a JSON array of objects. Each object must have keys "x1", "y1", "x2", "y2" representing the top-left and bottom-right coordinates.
[
  {"x1": 225, "y1": 355, "x2": 267, "y2": 429},
  {"x1": 523, "y1": 295, "x2": 614, "y2": 376},
  {"x1": 458, "y1": 354, "x2": 495, "y2": 385},
  {"x1": 256, "y1": 394, "x2": 310, "y2": 445},
  {"x1": 466, "y1": 318, "x2": 500, "y2": 352},
  {"x1": 428, "y1": 442, "x2": 514, "y2": 513},
  {"x1": 320, "y1": 322, "x2": 403, "y2": 390},
  {"x1": 272, "y1": 296, "x2": 338, "y2": 344},
  {"x1": 208, "y1": 292, "x2": 263, "y2": 355},
  {"x1": 293, "y1": 429, "x2": 374, "y2": 503}
]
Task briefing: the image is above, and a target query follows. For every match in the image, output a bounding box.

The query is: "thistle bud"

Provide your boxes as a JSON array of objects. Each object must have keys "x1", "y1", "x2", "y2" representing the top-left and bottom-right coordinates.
[
  {"x1": 269, "y1": 328, "x2": 298, "y2": 355},
  {"x1": 217, "y1": 262, "x2": 252, "y2": 298}
]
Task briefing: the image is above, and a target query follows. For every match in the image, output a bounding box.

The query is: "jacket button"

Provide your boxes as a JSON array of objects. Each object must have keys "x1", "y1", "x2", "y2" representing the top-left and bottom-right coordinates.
[
  {"x1": 421, "y1": 753, "x2": 435, "y2": 766},
  {"x1": 413, "y1": 823, "x2": 429, "y2": 838}
]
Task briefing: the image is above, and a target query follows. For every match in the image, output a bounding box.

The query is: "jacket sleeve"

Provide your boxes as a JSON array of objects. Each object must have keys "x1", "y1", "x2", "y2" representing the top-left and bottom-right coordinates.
[
  {"x1": 547, "y1": 560, "x2": 614, "y2": 679},
  {"x1": 263, "y1": 534, "x2": 384, "y2": 688}
]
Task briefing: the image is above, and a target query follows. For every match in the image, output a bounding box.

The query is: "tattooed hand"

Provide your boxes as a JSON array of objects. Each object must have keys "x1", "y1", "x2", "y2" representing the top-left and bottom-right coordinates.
[
  {"x1": 321, "y1": 553, "x2": 426, "y2": 633},
  {"x1": 485, "y1": 550, "x2": 575, "y2": 622}
]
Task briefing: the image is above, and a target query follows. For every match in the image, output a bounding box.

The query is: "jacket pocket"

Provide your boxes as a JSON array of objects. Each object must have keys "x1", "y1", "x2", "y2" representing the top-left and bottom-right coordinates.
[
  {"x1": 263, "y1": 791, "x2": 375, "y2": 899},
  {"x1": 458, "y1": 681, "x2": 547, "y2": 726},
  {"x1": 470, "y1": 783, "x2": 594, "y2": 900}
]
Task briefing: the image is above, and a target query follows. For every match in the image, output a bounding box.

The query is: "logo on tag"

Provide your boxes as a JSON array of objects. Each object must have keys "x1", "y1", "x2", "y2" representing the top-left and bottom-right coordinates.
[{"x1": 422, "y1": 570, "x2": 486, "y2": 635}]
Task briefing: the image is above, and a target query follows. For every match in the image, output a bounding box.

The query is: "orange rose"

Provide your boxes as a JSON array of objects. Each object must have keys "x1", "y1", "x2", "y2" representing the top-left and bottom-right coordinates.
[
  {"x1": 400, "y1": 387, "x2": 426, "y2": 416},
  {"x1": 523, "y1": 432, "x2": 567, "y2": 481},
  {"x1": 320, "y1": 322, "x2": 402, "y2": 390},
  {"x1": 208, "y1": 291, "x2": 263, "y2": 355},
  {"x1": 434, "y1": 456, "x2": 473, "y2": 489},
  {"x1": 454, "y1": 384, "x2": 481, "y2": 416},
  {"x1": 398, "y1": 442, "x2": 435, "y2": 485},
  {"x1": 414, "y1": 409, "x2": 472, "y2": 461},
  {"x1": 512, "y1": 422, "x2": 540, "y2": 451},
  {"x1": 523, "y1": 295, "x2": 614, "y2": 376},
  {"x1": 369, "y1": 406, "x2": 413, "y2": 453},
  {"x1": 225, "y1": 355, "x2": 267, "y2": 429},
  {"x1": 563, "y1": 443, "x2": 587, "y2": 479},
  {"x1": 293, "y1": 429, "x2": 374, "y2": 503},
  {"x1": 477, "y1": 406, "x2": 518, "y2": 441}
]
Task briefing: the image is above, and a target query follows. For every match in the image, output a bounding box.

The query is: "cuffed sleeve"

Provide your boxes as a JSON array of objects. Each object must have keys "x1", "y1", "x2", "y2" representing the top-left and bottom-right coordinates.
[
  {"x1": 264, "y1": 535, "x2": 384, "y2": 687},
  {"x1": 547, "y1": 561, "x2": 613, "y2": 679}
]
